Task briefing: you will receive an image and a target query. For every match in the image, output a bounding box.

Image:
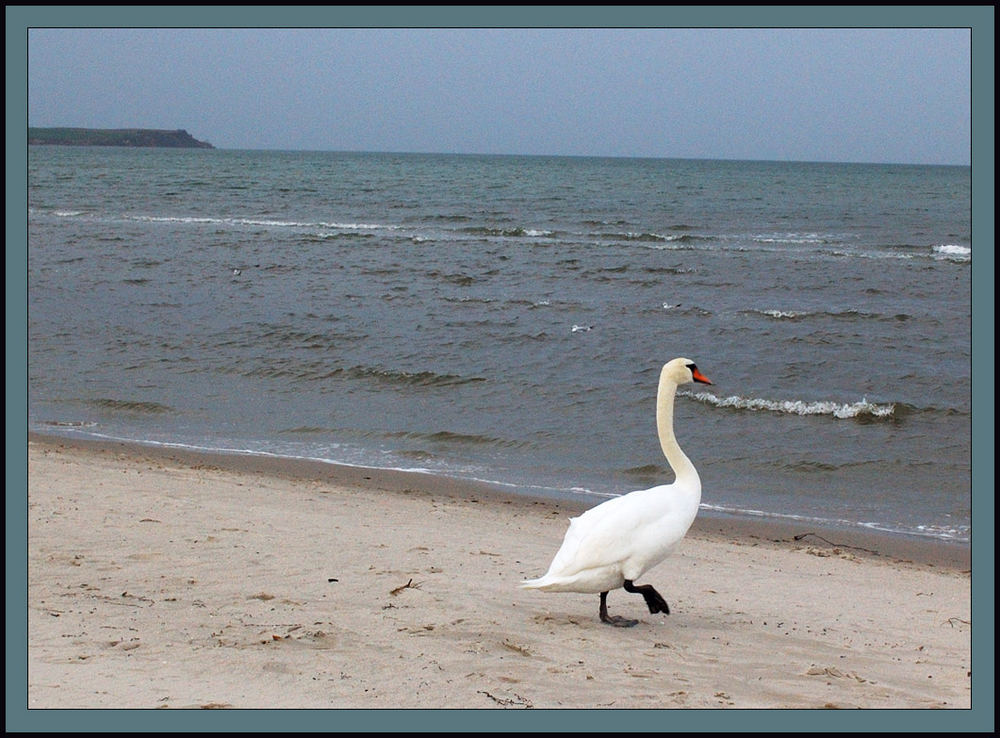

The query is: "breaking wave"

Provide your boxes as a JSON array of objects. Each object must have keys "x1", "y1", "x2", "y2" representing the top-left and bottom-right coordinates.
[
  {"x1": 932, "y1": 244, "x2": 971, "y2": 261},
  {"x1": 686, "y1": 391, "x2": 895, "y2": 419}
]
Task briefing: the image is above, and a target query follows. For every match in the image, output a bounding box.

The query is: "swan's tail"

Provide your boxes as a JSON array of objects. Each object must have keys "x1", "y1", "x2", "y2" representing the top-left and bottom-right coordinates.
[
  {"x1": 521, "y1": 568, "x2": 618, "y2": 594},
  {"x1": 520, "y1": 574, "x2": 578, "y2": 592}
]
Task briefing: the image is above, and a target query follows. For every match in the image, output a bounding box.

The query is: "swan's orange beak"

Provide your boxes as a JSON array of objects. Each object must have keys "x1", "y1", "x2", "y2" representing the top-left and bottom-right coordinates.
[{"x1": 692, "y1": 368, "x2": 712, "y2": 385}]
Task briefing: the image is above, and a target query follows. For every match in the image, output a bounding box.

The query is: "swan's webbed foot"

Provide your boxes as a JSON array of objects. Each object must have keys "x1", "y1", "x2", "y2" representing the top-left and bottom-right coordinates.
[
  {"x1": 599, "y1": 591, "x2": 639, "y2": 627},
  {"x1": 623, "y1": 579, "x2": 670, "y2": 615},
  {"x1": 601, "y1": 614, "x2": 639, "y2": 628}
]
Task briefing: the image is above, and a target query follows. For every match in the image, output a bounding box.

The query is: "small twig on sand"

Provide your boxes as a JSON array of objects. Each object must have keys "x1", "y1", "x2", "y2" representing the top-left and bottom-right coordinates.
[
  {"x1": 389, "y1": 578, "x2": 421, "y2": 596},
  {"x1": 792, "y1": 532, "x2": 880, "y2": 556},
  {"x1": 478, "y1": 690, "x2": 533, "y2": 709}
]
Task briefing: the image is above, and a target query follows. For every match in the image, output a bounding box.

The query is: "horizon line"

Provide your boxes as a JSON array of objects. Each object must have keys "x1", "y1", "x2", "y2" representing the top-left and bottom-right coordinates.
[{"x1": 26, "y1": 138, "x2": 972, "y2": 168}]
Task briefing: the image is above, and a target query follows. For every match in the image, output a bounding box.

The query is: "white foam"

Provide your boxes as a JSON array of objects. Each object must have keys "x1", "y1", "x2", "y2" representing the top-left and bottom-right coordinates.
[
  {"x1": 317, "y1": 221, "x2": 398, "y2": 231},
  {"x1": 688, "y1": 391, "x2": 895, "y2": 419},
  {"x1": 624, "y1": 231, "x2": 675, "y2": 240},
  {"x1": 752, "y1": 232, "x2": 830, "y2": 244},
  {"x1": 932, "y1": 244, "x2": 971, "y2": 261},
  {"x1": 131, "y1": 215, "x2": 217, "y2": 224},
  {"x1": 128, "y1": 214, "x2": 398, "y2": 231},
  {"x1": 759, "y1": 309, "x2": 804, "y2": 319}
]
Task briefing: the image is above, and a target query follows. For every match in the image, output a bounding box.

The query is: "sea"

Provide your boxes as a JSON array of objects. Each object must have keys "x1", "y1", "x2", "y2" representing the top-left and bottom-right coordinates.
[{"x1": 26, "y1": 147, "x2": 972, "y2": 545}]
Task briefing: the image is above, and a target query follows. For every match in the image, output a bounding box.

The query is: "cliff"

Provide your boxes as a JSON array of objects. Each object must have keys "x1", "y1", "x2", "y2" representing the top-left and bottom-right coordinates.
[{"x1": 28, "y1": 127, "x2": 215, "y2": 149}]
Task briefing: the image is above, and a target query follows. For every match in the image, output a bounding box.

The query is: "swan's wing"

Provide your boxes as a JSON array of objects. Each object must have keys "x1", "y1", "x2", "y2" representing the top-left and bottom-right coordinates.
[{"x1": 544, "y1": 490, "x2": 668, "y2": 577}]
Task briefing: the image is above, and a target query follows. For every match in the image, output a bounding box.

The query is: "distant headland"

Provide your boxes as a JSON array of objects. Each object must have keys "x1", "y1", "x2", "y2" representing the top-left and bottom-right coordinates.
[{"x1": 28, "y1": 127, "x2": 214, "y2": 149}]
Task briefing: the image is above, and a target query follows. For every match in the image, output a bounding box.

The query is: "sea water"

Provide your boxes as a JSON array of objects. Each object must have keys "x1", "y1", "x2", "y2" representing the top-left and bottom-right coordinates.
[{"x1": 27, "y1": 147, "x2": 972, "y2": 543}]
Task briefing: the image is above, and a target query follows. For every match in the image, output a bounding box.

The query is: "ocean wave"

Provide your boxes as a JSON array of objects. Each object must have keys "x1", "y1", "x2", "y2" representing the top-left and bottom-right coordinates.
[
  {"x1": 233, "y1": 359, "x2": 486, "y2": 390},
  {"x1": 878, "y1": 242, "x2": 970, "y2": 262},
  {"x1": 828, "y1": 243, "x2": 971, "y2": 263},
  {"x1": 254, "y1": 326, "x2": 366, "y2": 349},
  {"x1": 336, "y1": 366, "x2": 488, "y2": 388},
  {"x1": 582, "y1": 219, "x2": 629, "y2": 227},
  {"x1": 932, "y1": 244, "x2": 971, "y2": 261},
  {"x1": 746, "y1": 308, "x2": 913, "y2": 323},
  {"x1": 459, "y1": 226, "x2": 554, "y2": 238},
  {"x1": 645, "y1": 266, "x2": 690, "y2": 275},
  {"x1": 751, "y1": 232, "x2": 837, "y2": 245},
  {"x1": 86, "y1": 398, "x2": 174, "y2": 414},
  {"x1": 607, "y1": 231, "x2": 707, "y2": 244},
  {"x1": 623, "y1": 463, "x2": 667, "y2": 477},
  {"x1": 305, "y1": 231, "x2": 376, "y2": 241},
  {"x1": 424, "y1": 214, "x2": 473, "y2": 223},
  {"x1": 604, "y1": 228, "x2": 971, "y2": 265},
  {"x1": 316, "y1": 221, "x2": 398, "y2": 231},
  {"x1": 619, "y1": 231, "x2": 676, "y2": 242},
  {"x1": 754, "y1": 309, "x2": 807, "y2": 320},
  {"x1": 426, "y1": 271, "x2": 483, "y2": 286},
  {"x1": 739, "y1": 235, "x2": 971, "y2": 264},
  {"x1": 442, "y1": 295, "x2": 496, "y2": 305},
  {"x1": 127, "y1": 214, "x2": 399, "y2": 233},
  {"x1": 387, "y1": 429, "x2": 530, "y2": 450},
  {"x1": 394, "y1": 449, "x2": 438, "y2": 462},
  {"x1": 686, "y1": 391, "x2": 895, "y2": 419},
  {"x1": 278, "y1": 426, "x2": 336, "y2": 435}
]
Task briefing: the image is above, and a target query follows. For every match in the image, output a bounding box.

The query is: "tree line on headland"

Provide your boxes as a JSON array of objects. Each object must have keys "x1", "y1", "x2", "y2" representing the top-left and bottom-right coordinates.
[{"x1": 28, "y1": 127, "x2": 214, "y2": 149}]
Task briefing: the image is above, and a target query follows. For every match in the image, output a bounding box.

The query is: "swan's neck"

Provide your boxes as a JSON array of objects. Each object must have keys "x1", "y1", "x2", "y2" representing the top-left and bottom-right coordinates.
[{"x1": 656, "y1": 373, "x2": 700, "y2": 487}]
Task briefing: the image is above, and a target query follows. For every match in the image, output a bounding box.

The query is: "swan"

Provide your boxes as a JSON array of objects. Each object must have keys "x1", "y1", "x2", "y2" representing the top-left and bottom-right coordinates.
[{"x1": 521, "y1": 357, "x2": 712, "y2": 627}]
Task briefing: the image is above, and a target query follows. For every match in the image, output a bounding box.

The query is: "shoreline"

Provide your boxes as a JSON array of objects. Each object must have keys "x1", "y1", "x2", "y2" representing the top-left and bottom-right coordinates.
[{"x1": 27, "y1": 431, "x2": 971, "y2": 571}]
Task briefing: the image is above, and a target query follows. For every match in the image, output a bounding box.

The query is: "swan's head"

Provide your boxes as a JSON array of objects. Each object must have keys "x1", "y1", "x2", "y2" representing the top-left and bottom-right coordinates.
[{"x1": 663, "y1": 357, "x2": 713, "y2": 386}]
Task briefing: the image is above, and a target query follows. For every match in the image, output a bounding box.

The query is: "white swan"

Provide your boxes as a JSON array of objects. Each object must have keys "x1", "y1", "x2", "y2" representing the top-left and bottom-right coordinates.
[{"x1": 521, "y1": 357, "x2": 712, "y2": 627}]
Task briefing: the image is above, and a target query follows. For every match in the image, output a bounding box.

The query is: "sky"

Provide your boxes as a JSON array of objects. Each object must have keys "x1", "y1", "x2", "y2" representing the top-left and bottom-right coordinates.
[{"x1": 25, "y1": 26, "x2": 973, "y2": 165}]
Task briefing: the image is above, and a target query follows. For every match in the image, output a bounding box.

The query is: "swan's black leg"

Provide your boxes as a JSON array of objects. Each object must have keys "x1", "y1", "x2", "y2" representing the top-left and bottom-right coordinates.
[
  {"x1": 599, "y1": 591, "x2": 638, "y2": 627},
  {"x1": 623, "y1": 579, "x2": 670, "y2": 615}
]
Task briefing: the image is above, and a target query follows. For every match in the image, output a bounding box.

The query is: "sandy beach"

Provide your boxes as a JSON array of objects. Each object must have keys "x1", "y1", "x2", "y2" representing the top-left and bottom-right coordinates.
[{"x1": 23, "y1": 434, "x2": 974, "y2": 720}]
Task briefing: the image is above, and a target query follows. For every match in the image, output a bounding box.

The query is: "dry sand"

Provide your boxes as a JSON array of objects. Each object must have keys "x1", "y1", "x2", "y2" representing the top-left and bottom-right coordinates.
[{"x1": 21, "y1": 434, "x2": 977, "y2": 724}]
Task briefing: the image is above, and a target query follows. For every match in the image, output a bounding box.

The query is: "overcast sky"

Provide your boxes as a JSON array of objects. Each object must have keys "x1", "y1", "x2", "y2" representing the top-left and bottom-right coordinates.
[{"x1": 26, "y1": 27, "x2": 971, "y2": 165}]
